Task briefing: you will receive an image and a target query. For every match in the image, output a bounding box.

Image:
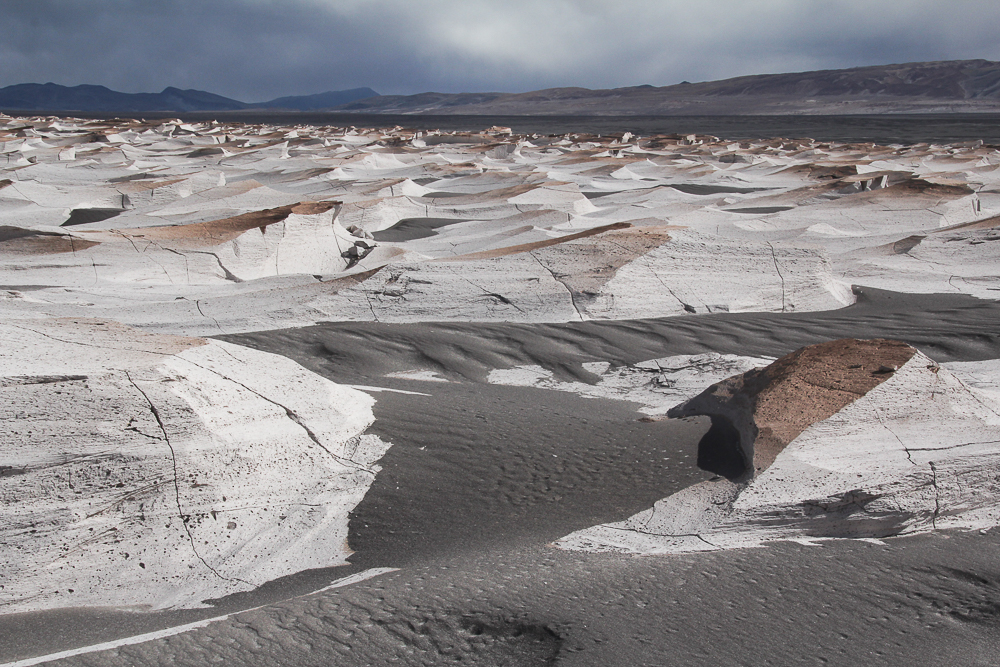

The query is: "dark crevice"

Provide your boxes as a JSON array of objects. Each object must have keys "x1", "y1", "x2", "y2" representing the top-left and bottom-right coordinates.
[
  {"x1": 696, "y1": 416, "x2": 747, "y2": 481},
  {"x1": 62, "y1": 208, "x2": 122, "y2": 227}
]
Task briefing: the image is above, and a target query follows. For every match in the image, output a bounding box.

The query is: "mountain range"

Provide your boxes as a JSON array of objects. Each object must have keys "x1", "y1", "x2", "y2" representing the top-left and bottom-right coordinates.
[
  {"x1": 0, "y1": 83, "x2": 378, "y2": 114},
  {"x1": 3, "y1": 60, "x2": 1000, "y2": 116},
  {"x1": 340, "y1": 59, "x2": 1000, "y2": 115}
]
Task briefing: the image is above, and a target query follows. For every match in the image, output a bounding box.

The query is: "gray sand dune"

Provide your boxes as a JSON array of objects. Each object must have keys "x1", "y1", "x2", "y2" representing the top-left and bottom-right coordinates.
[
  {"x1": 223, "y1": 287, "x2": 1000, "y2": 385},
  {"x1": 10, "y1": 299, "x2": 1000, "y2": 664},
  {"x1": 24, "y1": 509, "x2": 1000, "y2": 666}
]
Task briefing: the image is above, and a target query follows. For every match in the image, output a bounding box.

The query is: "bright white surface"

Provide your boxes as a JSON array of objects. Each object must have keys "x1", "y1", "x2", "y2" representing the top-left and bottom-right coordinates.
[
  {"x1": 0, "y1": 318, "x2": 390, "y2": 612},
  {"x1": 1, "y1": 117, "x2": 996, "y2": 335},
  {"x1": 487, "y1": 353, "x2": 775, "y2": 415}
]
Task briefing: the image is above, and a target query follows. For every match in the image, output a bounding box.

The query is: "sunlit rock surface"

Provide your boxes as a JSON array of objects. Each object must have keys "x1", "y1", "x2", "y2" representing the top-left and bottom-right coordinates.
[
  {"x1": 1, "y1": 115, "x2": 997, "y2": 335},
  {"x1": 486, "y1": 352, "x2": 777, "y2": 415},
  {"x1": 558, "y1": 341, "x2": 1000, "y2": 554},
  {"x1": 0, "y1": 318, "x2": 388, "y2": 612}
]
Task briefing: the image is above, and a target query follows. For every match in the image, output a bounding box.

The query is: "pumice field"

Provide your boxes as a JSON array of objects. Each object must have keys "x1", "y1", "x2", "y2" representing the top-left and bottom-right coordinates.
[{"x1": 1, "y1": 114, "x2": 999, "y2": 665}]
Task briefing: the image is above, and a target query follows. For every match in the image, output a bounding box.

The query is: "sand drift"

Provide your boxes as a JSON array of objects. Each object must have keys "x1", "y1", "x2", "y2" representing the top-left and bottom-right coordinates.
[{"x1": 0, "y1": 112, "x2": 998, "y2": 664}]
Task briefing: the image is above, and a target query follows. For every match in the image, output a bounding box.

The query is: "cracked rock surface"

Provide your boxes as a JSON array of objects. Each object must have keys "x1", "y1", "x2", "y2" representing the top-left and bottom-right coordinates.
[
  {"x1": 0, "y1": 318, "x2": 389, "y2": 612},
  {"x1": 2, "y1": 116, "x2": 998, "y2": 336}
]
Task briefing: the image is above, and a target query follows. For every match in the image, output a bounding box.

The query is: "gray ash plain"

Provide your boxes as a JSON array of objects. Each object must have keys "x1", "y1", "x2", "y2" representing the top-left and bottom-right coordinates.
[
  {"x1": 5, "y1": 288, "x2": 1000, "y2": 665},
  {"x1": 223, "y1": 287, "x2": 1000, "y2": 383},
  {"x1": 33, "y1": 527, "x2": 1000, "y2": 666}
]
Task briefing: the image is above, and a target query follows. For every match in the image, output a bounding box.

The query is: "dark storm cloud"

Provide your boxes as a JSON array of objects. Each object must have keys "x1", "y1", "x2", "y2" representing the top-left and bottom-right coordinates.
[{"x1": 2, "y1": 0, "x2": 999, "y2": 101}]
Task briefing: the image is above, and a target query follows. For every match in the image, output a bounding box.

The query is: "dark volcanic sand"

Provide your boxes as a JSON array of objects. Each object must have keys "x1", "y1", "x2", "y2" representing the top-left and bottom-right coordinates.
[
  {"x1": 726, "y1": 206, "x2": 796, "y2": 214},
  {"x1": 32, "y1": 533, "x2": 1000, "y2": 666},
  {"x1": 5, "y1": 288, "x2": 1000, "y2": 665},
  {"x1": 347, "y1": 383, "x2": 714, "y2": 569},
  {"x1": 223, "y1": 287, "x2": 1000, "y2": 386}
]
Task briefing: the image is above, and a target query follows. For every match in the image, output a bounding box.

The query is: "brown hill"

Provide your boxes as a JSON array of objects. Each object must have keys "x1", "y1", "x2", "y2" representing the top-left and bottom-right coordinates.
[{"x1": 337, "y1": 59, "x2": 1000, "y2": 115}]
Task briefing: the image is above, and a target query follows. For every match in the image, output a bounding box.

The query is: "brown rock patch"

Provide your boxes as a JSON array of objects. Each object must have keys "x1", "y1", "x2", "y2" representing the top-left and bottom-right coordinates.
[
  {"x1": 0, "y1": 226, "x2": 101, "y2": 255},
  {"x1": 79, "y1": 201, "x2": 339, "y2": 247},
  {"x1": 527, "y1": 226, "x2": 675, "y2": 310},
  {"x1": 668, "y1": 338, "x2": 917, "y2": 480},
  {"x1": 438, "y1": 222, "x2": 635, "y2": 261},
  {"x1": 932, "y1": 213, "x2": 1000, "y2": 233}
]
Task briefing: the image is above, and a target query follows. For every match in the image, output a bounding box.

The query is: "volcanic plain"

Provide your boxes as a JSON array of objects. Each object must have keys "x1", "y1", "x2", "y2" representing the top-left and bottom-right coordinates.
[{"x1": 0, "y1": 114, "x2": 998, "y2": 666}]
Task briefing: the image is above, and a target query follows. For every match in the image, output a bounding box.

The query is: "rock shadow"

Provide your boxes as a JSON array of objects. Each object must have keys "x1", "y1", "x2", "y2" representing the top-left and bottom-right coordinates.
[{"x1": 696, "y1": 416, "x2": 747, "y2": 481}]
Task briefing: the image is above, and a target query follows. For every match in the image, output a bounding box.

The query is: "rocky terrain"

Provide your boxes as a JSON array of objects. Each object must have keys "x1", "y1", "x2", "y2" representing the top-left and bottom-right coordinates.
[{"x1": 0, "y1": 112, "x2": 998, "y2": 665}]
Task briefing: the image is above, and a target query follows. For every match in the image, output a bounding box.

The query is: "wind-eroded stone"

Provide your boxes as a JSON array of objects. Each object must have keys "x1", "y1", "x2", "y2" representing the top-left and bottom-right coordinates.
[
  {"x1": 0, "y1": 318, "x2": 390, "y2": 612},
  {"x1": 560, "y1": 344, "x2": 1000, "y2": 554},
  {"x1": 667, "y1": 338, "x2": 917, "y2": 478}
]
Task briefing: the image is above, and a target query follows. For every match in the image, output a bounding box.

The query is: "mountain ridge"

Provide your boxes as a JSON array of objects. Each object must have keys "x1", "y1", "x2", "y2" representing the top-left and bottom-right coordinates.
[
  {"x1": 4, "y1": 60, "x2": 1000, "y2": 116},
  {"x1": 0, "y1": 83, "x2": 378, "y2": 114},
  {"x1": 333, "y1": 59, "x2": 1000, "y2": 115}
]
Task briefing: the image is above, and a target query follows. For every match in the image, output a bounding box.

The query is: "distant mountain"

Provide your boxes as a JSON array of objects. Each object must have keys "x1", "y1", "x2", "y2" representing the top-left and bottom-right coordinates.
[
  {"x1": 0, "y1": 83, "x2": 248, "y2": 113},
  {"x1": 252, "y1": 88, "x2": 379, "y2": 111},
  {"x1": 333, "y1": 59, "x2": 1000, "y2": 115},
  {"x1": 7, "y1": 60, "x2": 1000, "y2": 117},
  {"x1": 336, "y1": 91, "x2": 506, "y2": 112},
  {"x1": 0, "y1": 83, "x2": 378, "y2": 114}
]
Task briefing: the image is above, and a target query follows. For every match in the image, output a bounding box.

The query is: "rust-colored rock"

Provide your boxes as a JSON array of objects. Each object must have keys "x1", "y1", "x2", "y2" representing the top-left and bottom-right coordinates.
[
  {"x1": 0, "y1": 226, "x2": 101, "y2": 255},
  {"x1": 668, "y1": 338, "x2": 918, "y2": 480},
  {"x1": 441, "y1": 221, "x2": 635, "y2": 261},
  {"x1": 88, "y1": 200, "x2": 341, "y2": 247}
]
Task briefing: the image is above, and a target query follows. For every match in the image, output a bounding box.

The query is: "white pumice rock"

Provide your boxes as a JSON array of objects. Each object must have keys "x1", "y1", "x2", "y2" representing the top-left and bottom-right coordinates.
[
  {"x1": 0, "y1": 318, "x2": 390, "y2": 612},
  {"x1": 557, "y1": 351, "x2": 1000, "y2": 554},
  {"x1": 592, "y1": 230, "x2": 855, "y2": 316},
  {"x1": 0, "y1": 115, "x2": 996, "y2": 338},
  {"x1": 486, "y1": 353, "x2": 775, "y2": 415}
]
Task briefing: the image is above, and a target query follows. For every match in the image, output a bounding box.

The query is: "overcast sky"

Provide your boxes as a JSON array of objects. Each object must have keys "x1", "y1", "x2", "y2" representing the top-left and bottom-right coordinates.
[{"x1": 3, "y1": 0, "x2": 1000, "y2": 102}]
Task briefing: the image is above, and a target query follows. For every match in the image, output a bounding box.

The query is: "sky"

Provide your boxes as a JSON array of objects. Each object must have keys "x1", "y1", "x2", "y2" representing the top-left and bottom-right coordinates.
[{"x1": 2, "y1": 0, "x2": 1000, "y2": 103}]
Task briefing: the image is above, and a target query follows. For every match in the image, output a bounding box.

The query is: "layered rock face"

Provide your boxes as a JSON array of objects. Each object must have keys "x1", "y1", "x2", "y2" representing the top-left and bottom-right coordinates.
[
  {"x1": 0, "y1": 318, "x2": 389, "y2": 612},
  {"x1": 559, "y1": 339, "x2": 1000, "y2": 553}
]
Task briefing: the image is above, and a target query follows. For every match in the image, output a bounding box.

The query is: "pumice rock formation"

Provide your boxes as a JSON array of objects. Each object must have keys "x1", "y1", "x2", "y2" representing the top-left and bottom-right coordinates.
[
  {"x1": 558, "y1": 339, "x2": 1000, "y2": 553},
  {"x1": 0, "y1": 110, "x2": 999, "y2": 665},
  {"x1": 1, "y1": 115, "x2": 997, "y2": 337},
  {"x1": 667, "y1": 338, "x2": 918, "y2": 479},
  {"x1": 0, "y1": 318, "x2": 390, "y2": 613}
]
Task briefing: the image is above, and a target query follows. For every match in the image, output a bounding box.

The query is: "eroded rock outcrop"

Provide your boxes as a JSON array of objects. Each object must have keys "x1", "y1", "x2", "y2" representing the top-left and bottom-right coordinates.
[
  {"x1": 558, "y1": 339, "x2": 1000, "y2": 553},
  {"x1": 0, "y1": 318, "x2": 390, "y2": 612},
  {"x1": 667, "y1": 338, "x2": 917, "y2": 479},
  {"x1": 2, "y1": 115, "x2": 997, "y2": 337}
]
